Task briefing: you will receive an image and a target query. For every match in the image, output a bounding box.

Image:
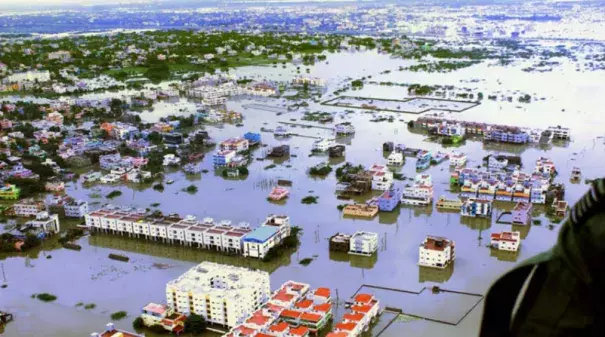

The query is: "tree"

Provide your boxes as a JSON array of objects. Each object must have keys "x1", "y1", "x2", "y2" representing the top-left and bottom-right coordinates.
[
  {"x1": 132, "y1": 317, "x2": 144, "y2": 330},
  {"x1": 185, "y1": 314, "x2": 206, "y2": 334}
]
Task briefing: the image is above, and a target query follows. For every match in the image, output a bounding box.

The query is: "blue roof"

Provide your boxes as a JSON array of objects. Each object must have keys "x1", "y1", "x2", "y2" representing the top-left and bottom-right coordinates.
[{"x1": 243, "y1": 226, "x2": 278, "y2": 243}]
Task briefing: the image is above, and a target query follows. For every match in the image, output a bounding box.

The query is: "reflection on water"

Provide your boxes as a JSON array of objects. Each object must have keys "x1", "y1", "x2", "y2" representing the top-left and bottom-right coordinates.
[
  {"x1": 460, "y1": 216, "x2": 492, "y2": 231},
  {"x1": 378, "y1": 207, "x2": 401, "y2": 225},
  {"x1": 512, "y1": 224, "x2": 532, "y2": 239},
  {"x1": 88, "y1": 233, "x2": 292, "y2": 273},
  {"x1": 328, "y1": 250, "x2": 377, "y2": 269},
  {"x1": 418, "y1": 265, "x2": 455, "y2": 283},
  {"x1": 489, "y1": 248, "x2": 520, "y2": 262}
]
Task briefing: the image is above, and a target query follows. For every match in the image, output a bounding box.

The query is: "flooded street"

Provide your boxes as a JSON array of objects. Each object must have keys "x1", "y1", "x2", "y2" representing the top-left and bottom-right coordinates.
[{"x1": 2, "y1": 50, "x2": 604, "y2": 337}]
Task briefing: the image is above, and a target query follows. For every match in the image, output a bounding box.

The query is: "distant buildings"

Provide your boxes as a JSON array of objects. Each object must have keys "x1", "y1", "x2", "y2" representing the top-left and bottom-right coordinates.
[
  {"x1": 166, "y1": 261, "x2": 271, "y2": 327},
  {"x1": 547, "y1": 126, "x2": 570, "y2": 140},
  {"x1": 490, "y1": 231, "x2": 521, "y2": 252},
  {"x1": 293, "y1": 75, "x2": 325, "y2": 87},
  {"x1": 387, "y1": 152, "x2": 404, "y2": 166},
  {"x1": 12, "y1": 198, "x2": 45, "y2": 217},
  {"x1": 213, "y1": 149, "x2": 237, "y2": 167},
  {"x1": 416, "y1": 150, "x2": 431, "y2": 170},
  {"x1": 329, "y1": 233, "x2": 351, "y2": 253},
  {"x1": 25, "y1": 211, "x2": 61, "y2": 234},
  {"x1": 3, "y1": 70, "x2": 51, "y2": 84},
  {"x1": 64, "y1": 200, "x2": 89, "y2": 218},
  {"x1": 220, "y1": 137, "x2": 250, "y2": 153},
  {"x1": 368, "y1": 164, "x2": 393, "y2": 191},
  {"x1": 312, "y1": 138, "x2": 335, "y2": 152},
  {"x1": 436, "y1": 196, "x2": 462, "y2": 210},
  {"x1": 418, "y1": 236, "x2": 455, "y2": 269},
  {"x1": 401, "y1": 174, "x2": 434, "y2": 206}
]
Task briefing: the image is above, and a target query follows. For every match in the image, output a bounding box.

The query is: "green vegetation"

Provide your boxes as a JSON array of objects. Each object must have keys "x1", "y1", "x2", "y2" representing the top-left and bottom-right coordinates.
[
  {"x1": 150, "y1": 202, "x2": 161, "y2": 207},
  {"x1": 299, "y1": 258, "x2": 313, "y2": 266},
  {"x1": 262, "y1": 226, "x2": 302, "y2": 262},
  {"x1": 264, "y1": 164, "x2": 277, "y2": 170},
  {"x1": 84, "y1": 303, "x2": 96, "y2": 310},
  {"x1": 403, "y1": 60, "x2": 479, "y2": 73},
  {"x1": 351, "y1": 79, "x2": 364, "y2": 88},
  {"x1": 75, "y1": 302, "x2": 84, "y2": 307},
  {"x1": 110, "y1": 311, "x2": 128, "y2": 321},
  {"x1": 336, "y1": 204, "x2": 347, "y2": 211},
  {"x1": 393, "y1": 173, "x2": 406, "y2": 181},
  {"x1": 302, "y1": 111, "x2": 333, "y2": 122},
  {"x1": 309, "y1": 164, "x2": 332, "y2": 176},
  {"x1": 106, "y1": 190, "x2": 122, "y2": 199},
  {"x1": 1, "y1": 233, "x2": 41, "y2": 252},
  {"x1": 532, "y1": 219, "x2": 542, "y2": 225},
  {"x1": 148, "y1": 324, "x2": 167, "y2": 333},
  {"x1": 301, "y1": 196, "x2": 319, "y2": 204},
  {"x1": 35, "y1": 293, "x2": 58, "y2": 302},
  {"x1": 336, "y1": 163, "x2": 365, "y2": 182},
  {"x1": 183, "y1": 185, "x2": 198, "y2": 194},
  {"x1": 408, "y1": 84, "x2": 437, "y2": 96},
  {"x1": 184, "y1": 314, "x2": 206, "y2": 334},
  {"x1": 153, "y1": 183, "x2": 165, "y2": 192},
  {"x1": 132, "y1": 317, "x2": 144, "y2": 330}
]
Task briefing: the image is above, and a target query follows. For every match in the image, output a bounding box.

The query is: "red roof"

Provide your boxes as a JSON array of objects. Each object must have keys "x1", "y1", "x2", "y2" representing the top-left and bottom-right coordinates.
[
  {"x1": 326, "y1": 333, "x2": 349, "y2": 337},
  {"x1": 288, "y1": 325, "x2": 309, "y2": 337},
  {"x1": 335, "y1": 322, "x2": 358, "y2": 331},
  {"x1": 273, "y1": 291, "x2": 295, "y2": 303},
  {"x1": 234, "y1": 325, "x2": 256, "y2": 336},
  {"x1": 354, "y1": 294, "x2": 372, "y2": 304},
  {"x1": 343, "y1": 312, "x2": 365, "y2": 322},
  {"x1": 256, "y1": 333, "x2": 274, "y2": 337},
  {"x1": 246, "y1": 313, "x2": 270, "y2": 326},
  {"x1": 280, "y1": 309, "x2": 302, "y2": 319},
  {"x1": 294, "y1": 299, "x2": 313, "y2": 309},
  {"x1": 313, "y1": 303, "x2": 332, "y2": 313},
  {"x1": 351, "y1": 304, "x2": 373, "y2": 313},
  {"x1": 300, "y1": 312, "x2": 322, "y2": 323},
  {"x1": 269, "y1": 321, "x2": 290, "y2": 333}
]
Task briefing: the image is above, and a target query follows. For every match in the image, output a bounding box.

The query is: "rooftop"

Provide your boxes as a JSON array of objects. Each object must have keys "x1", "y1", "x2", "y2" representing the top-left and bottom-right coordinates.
[{"x1": 243, "y1": 226, "x2": 278, "y2": 243}]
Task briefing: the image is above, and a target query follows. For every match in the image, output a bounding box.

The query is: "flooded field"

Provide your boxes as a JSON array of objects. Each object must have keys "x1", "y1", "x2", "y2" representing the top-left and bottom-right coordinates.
[{"x1": 2, "y1": 49, "x2": 605, "y2": 337}]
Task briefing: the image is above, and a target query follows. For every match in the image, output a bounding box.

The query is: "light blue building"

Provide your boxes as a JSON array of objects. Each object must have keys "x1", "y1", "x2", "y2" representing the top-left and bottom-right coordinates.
[{"x1": 242, "y1": 226, "x2": 279, "y2": 259}]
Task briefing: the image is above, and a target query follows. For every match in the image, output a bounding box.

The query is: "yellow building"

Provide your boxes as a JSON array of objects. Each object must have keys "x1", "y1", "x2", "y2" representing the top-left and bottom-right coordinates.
[
  {"x1": 342, "y1": 204, "x2": 379, "y2": 218},
  {"x1": 0, "y1": 184, "x2": 20, "y2": 200}
]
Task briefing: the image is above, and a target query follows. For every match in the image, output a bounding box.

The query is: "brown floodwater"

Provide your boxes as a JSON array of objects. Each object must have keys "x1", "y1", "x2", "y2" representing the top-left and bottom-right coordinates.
[{"x1": 2, "y1": 50, "x2": 605, "y2": 337}]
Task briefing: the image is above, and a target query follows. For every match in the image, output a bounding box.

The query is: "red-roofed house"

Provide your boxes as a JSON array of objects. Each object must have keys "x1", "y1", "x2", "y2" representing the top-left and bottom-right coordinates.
[
  {"x1": 140, "y1": 302, "x2": 185, "y2": 333},
  {"x1": 280, "y1": 309, "x2": 303, "y2": 324},
  {"x1": 334, "y1": 321, "x2": 360, "y2": 336},
  {"x1": 287, "y1": 325, "x2": 310, "y2": 337},
  {"x1": 311, "y1": 287, "x2": 331, "y2": 303},
  {"x1": 326, "y1": 332, "x2": 349, "y2": 337},
  {"x1": 312, "y1": 303, "x2": 332, "y2": 314},
  {"x1": 245, "y1": 311, "x2": 273, "y2": 330},
  {"x1": 269, "y1": 321, "x2": 290, "y2": 336},
  {"x1": 294, "y1": 299, "x2": 314, "y2": 310}
]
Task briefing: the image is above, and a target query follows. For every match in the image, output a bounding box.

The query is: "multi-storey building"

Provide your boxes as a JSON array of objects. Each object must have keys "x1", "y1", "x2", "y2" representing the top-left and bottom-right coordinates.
[
  {"x1": 377, "y1": 188, "x2": 400, "y2": 212},
  {"x1": 349, "y1": 231, "x2": 378, "y2": 256},
  {"x1": 213, "y1": 149, "x2": 236, "y2": 167},
  {"x1": 401, "y1": 174, "x2": 434, "y2": 206},
  {"x1": 386, "y1": 152, "x2": 404, "y2": 166},
  {"x1": 13, "y1": 198, "x2": 45, "y2": 217},
  {"x1": 418, "y1": 236, "x2": 455, "y2": 269},
  {"x1": 512, "y1": 202, "x2": 532, "y2": 225},
  {"x1": 166, "y1": 262, "x2": 271, "y2": 327},
  {"x1": 460, "y1": 198, "x2": 492, "y2": 218},
  {"x1": 449, "y1": 152, "x2": 467, "y2": 167},
  {"x1": 312, "y1": 138, "x2": 335, "y2": 152},
  {"x1": 368, "y1": 164, "x2": 393, "y2": 191},
  {"x1": 220, "y1": 137, "x2": 250, "y2": 153},
  {"x1": 334, "y1": 122, "x2": 355, "y2": 135},
  {"x1": 490, "y1": 231, "x2": 521, "y2": 251},
  {"x1": 64, "y1": 200, "x2": 89, "y2": 218}
]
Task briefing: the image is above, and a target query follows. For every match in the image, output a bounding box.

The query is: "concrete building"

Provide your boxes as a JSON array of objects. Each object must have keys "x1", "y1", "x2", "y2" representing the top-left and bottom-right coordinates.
[
  {"x1": 461, "y1": 198, "x2": 492, "y2": 218},
  {"x1": 401, "y1": 174, "x2": 433, "y2": 206},
  {"x1": 140, "y1": 302, "x2": 186, "y2": 333},
  {"x1": 4, "y1": 70, "x2": 51, "y2": 83},
  {"x1": 220, "y1": 137, "x2": 250, "y2": 153},
  {"x1": 511, "y1": 202, "x2": 532, "y2": 225},
  {"x1": 312, "y1": 138, "x2": 335, "y2": 152},
  {"x1": 547, "y1": 126, "x2": 570, "y2": 140},
  {"x1": 25, "y1": 211, "x2": 61, "y2": 234},
  {"x1": 418, "y1": 235, "x2": 455, "y2": 269},
  {"x1": 166, "y1": 261, "x2": 271, "y2": 328},
  {"x1": 349, "y1": 231, "x2": 378, "y2": 256},
  {"x1": 242, "y1": 215, "x2": 291, "y2": 259},
  {"x1": 368, "y1": 164, "x2": 393, "y2": 191},
  {"x1": 63, "y1": 200, "x2": 89, "y2": 218},
  {"x1": 490, "y1": 231, "x2": 521, "y2": 252},
  {"x1": 342, "y1": 204, "x2": 379, "y2": 218},
  {"x1": 213, "y1": 149, "x2": 236, "y2": 167},
  {"x1": 329, "y1": 233, "x2": 351, "y2": 252},
  {"x1": 377, "y1": 188, "x2": 400, "y2": 212},
  {"x1": 334, "y1": 123, "x2": 355, "y2": 135},
  {"x1": 13, "y1": 198, "x2": 45, "y2": 217},
  {"x1": 387, "y1": 152, "x2": 404, "y2": 166}
]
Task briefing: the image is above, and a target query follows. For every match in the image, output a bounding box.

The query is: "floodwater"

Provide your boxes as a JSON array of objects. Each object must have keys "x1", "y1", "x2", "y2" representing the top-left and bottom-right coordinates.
[{"x1": 2, "y1": 49, "x2": 605, "y2": 337}]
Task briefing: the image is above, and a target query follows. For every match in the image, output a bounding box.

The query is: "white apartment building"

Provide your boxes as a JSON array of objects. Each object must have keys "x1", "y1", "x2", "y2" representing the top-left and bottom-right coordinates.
[
  {"x1": 162, "y1": 154, "x2": 181, "y2": 166},
  {"x1": 387, "y1": 152, "x2": 404, "y2": 166},
  {"x1": 166, "y1": 262, "x2": 271, "y2": 327},
  {"x1": 64, "y1": 200, "x2": 89, "y2": 218},
  {"x1": 449, "y1": 152, "x2": 467, "y2": 167},
  {"x1": 418, "y1": 235, "x2": 455, "y2": 269},
  {"x1": 312, "y1": 138, "x2": 335, "y2": 152},
  {"x1": 220, "y1": 137, "x2": 250, "y2": 153},
  {"x1": 84, "y1": 208, "x2": 285, "y2": 258},
  {"x1": 4, "y1": 70, "x2": 51, "y2": 84},
  {"x1": 334, "y1": 123, "x2": 355, "y2": 135},
  {"x1": 490, "y1": 231, "x2": 521, "y2": 252},
  {"x1": 25, "y1": 211, "x2": 61, "y2": 234},
  {"x1": 547, "y1": 126, "x2": 570, "y2": 140},
  {"x1": 13, "y1": 199, "x2": 45, "y2": 217},
  {"x1": 349, "y1": 231, "x2": 378, "y2": 256},
  {"x1": 401, "y1": 174, "x2": 434, "y2": 205},
  {"x1": 242, "y1": 215, "x2": 292, "y2": 259},
  {"x1": 368, "y1": 164, "x2": 393, "y2": 191}
]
